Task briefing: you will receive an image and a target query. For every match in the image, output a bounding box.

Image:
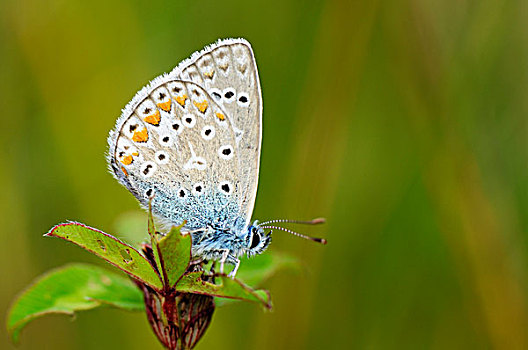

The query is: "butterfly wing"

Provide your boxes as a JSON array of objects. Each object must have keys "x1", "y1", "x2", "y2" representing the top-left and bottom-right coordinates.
[
  {"x1": 108, "y1": 78, "x2": 245, "y2": 230},
  {"x1": 170, "y1": 38, "x2": 262, "y2": 229}
]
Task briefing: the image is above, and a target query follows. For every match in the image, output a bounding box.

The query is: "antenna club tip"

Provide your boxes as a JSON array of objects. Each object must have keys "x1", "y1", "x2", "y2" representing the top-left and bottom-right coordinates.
[
  {"x1": 315, "y1": 238, "x2": 327, "y2": 245},
  {"x1": 311, "y1": 218, "x2": 326, "y2": 224}
]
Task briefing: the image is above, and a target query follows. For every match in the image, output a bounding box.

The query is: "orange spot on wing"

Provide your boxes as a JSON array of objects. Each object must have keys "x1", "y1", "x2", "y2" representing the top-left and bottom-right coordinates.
[
  {"x1": 193, "y1": 100, "x2": 208, "y2": 113},
  {"x1": 175, "y1": 94, "x2": 188, "y2": 106},
  {"x1": 204, "y1": 71, "x2": 215, "y2": 79},
  {"x1": 144, "y1": 110, "x2": 161, "y2": 125},
  {"x1": 131, "y1": 152, "x2": 139, "y2": 156},
  {"x1": 157, "y1": 100, "x2": 171, "y2": 112},
  {"x1": 215, "y1": 112, "x2": 225, "y2": 121},
  {"x1": 121, "y1": 167, "x2": 128, "y2": 176},
  {"x1": 132, "y1": 128, "x2": 148, "y2": 143},
  {"x1": 121, "y1": 155, "x2": 133, "y2": 165}
]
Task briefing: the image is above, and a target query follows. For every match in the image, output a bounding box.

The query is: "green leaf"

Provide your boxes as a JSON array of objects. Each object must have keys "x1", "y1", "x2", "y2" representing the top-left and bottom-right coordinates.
[
  {"x1": 175, "y1": 272, "x2": 272, "y2": 309},
  {"x1": 7, "y1": 263, "x2": 144, "y2": 344},
  {"x1": 158, "y1": 225, "x2": 192, "y2": 288},
  {"x1": 46, "y1": 222, "x2": 163, "y2": 290}
]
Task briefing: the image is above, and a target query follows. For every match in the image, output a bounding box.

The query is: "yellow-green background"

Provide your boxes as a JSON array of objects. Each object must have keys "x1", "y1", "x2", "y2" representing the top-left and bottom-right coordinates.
[{"x1": 2, "y1": 0, "x2": 527, "y2": 349}]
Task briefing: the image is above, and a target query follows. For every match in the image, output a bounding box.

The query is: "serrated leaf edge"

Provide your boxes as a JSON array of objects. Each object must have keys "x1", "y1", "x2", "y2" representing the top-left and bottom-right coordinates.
[{"x1": 45, "y1": 222, "x2": 163, "y2": 290}]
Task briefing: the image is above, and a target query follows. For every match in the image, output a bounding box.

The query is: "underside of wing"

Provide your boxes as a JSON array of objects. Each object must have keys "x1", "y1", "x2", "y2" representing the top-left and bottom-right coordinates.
[
  {"x1": 170, "y1": 38, "x2": 262, "y2": 227},
  {"x1": 108, "y1": 78, "x2": 244, "y2": 230}
]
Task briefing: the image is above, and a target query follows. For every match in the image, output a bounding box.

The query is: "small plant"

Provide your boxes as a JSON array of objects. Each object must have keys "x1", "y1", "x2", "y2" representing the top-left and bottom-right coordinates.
[{"x1": 7, "y1": 206, "x2": 297, "y2": 349}]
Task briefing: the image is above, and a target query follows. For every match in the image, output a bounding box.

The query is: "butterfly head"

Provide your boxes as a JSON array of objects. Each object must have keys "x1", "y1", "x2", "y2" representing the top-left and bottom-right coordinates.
[{"x1": 245, "y1": 221, "x2": 272, "y2": 257}]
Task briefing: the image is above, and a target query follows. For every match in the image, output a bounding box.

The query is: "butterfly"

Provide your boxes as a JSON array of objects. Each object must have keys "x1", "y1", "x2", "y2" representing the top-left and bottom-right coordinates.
[{"x1": 107, "y1": 38, "x2": 325, "y2": 277}]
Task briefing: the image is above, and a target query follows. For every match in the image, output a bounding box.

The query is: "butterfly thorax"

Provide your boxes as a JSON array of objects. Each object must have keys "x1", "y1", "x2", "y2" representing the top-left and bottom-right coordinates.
[{"x1": 189, "y1": 220, "x2": 271, "y2": 264}]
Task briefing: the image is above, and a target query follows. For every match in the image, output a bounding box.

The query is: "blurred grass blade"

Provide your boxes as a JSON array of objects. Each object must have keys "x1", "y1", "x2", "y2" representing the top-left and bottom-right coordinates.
[
  {"x1": 7, "y1": 263, "x2": 144, "y2": 344},
  {"x1": 175, "y1": 272, "x2": 272, "y2": 309},
  {"x1": 113, "y1": 210, "x2": 148, "y2": 245},
  {"x1": 46, "y1": 222, "x2": 163, "y2": 290},
  {"x1": 158, "y1": 225, "x2": 191, "y2": 288},
  {"x1": 235, "y1": 252, "x2": 300, "y2": 287}
]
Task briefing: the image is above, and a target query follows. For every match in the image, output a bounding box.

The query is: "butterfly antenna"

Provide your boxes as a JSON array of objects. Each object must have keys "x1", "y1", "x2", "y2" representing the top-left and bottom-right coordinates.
[
  {"x1": 259, "y1": 225, "x2": 327, "y2": 245},
  {"x1": 259, "y1": 218, "x2": 326, "y2": 226}
]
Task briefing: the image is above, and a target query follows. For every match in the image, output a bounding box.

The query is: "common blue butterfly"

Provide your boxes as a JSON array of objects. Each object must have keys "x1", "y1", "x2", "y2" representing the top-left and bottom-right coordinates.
[{"x1": 107, "y1": 38, "x2": 325, "y2": 277}]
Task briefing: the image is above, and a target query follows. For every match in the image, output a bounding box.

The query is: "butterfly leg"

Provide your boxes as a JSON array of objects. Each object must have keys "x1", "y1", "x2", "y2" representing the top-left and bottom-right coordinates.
[
  {"x1": 219, "y1": 250, "x2": 229, "y2": 274},
  {"x1": 228, "y1": 257, "x2": 240, "y2": 278}
]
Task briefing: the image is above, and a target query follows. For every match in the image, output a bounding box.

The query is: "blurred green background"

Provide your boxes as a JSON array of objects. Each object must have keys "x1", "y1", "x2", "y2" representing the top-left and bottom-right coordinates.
[{"x1": 1, "y1": 0, "x2": 527, "y2": 349}]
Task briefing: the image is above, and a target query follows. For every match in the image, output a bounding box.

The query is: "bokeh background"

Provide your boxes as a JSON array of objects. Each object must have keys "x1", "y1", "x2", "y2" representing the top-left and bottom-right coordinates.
[{"x1": 1, "y1": 0, "x2": 527, "y2": 349}]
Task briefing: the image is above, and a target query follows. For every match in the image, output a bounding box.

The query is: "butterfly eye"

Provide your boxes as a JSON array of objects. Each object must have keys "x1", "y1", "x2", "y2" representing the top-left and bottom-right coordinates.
[
  {"x1": 237, "y1": 92, "x2": 250, "y2": 107},
  {"x1": 201, "y1": 125, "x2": 215, "y2": 140},
  {"x1": 249, "y1": 230, "x2": 261, "y2": 249},
  {"x1": 222, "y1": 88, "x2": 236, "y2": 103}
]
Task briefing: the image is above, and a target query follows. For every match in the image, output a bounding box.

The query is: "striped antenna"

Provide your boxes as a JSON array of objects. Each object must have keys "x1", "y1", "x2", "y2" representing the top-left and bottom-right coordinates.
[
  {"x1": 259, "y1": 218, "x2": 326, "y2": 226},
  {"x1": 259, "y1": 225, "x2": 327, "y2": 245}
]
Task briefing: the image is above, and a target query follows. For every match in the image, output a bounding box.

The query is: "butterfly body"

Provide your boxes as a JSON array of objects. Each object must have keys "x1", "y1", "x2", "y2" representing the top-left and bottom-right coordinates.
[
  {"x1": 190, "y1": 221, "x2": 270, "y2": 267},
  {"x1": 107, "y1": 38, "x2": 269, "y2": 275}
]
